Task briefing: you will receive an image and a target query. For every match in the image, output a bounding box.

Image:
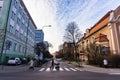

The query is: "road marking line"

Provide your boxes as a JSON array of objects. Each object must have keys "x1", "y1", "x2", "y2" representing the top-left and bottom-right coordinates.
[
  {"x1": 46, "y1": 68, "x2": 50, "y2": 71},
  {"x1": 64, "y1": 68, "x2": 70, "y2": 71},
  {"x1": 109, "y1": 73, "x2": 120, "y2": 75},
  {"x1": 39, "y1": 68, "x2": 45, "y2": 71},
  {"x1": 39, "y1": 67, "x2": 83, "y2": 72},
  {"x1": 60, "y1": 67, "x2": 64, "y2": 71},
  {"x1": 75, "y1": 68, "x2": 83, "y2": 71},
  {"x1": 53, "y1": 68, "x2": 56, "y2": 71},
  {"x1": 70, "y1": 68, "x2": 77, "y2": 71}
]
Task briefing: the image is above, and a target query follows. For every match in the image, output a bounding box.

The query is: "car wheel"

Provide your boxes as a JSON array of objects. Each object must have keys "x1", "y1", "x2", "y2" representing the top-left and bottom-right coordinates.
[{"x1": 15, "y1": 62, "x2": 18, "y2": 66}]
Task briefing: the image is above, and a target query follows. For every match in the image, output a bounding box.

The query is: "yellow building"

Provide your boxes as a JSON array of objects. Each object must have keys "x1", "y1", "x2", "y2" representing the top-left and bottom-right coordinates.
[{"x1": 77, "y1": 6, "x2": 120, "y2": 59}]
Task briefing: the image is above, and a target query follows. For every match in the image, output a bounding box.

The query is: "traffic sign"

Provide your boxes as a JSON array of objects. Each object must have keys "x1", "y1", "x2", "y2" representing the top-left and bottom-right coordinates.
[{"x1": 80, "y1": 51, "x2": 84, "y2": 55}]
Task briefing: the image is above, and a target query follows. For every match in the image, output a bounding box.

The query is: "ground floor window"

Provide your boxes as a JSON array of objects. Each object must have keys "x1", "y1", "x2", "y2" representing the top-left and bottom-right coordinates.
[
  {"x1": 13, "y1": 43, "x2": 17, "y2": 51},
  {"x1": 101, "y1": 46, "x2": 110, "y2": 54}
]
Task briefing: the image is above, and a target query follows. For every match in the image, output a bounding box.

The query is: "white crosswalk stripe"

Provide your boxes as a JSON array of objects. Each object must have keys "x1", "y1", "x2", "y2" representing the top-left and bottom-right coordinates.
[
  {"x1": 39, "y1": 68, "x2": 45, "y2": 71},
  {"x1": 46, "y1": 68, "x2": 50, "y2": 71},
  {"x1": 64, "y1": 67, "x2": 70, "y2": 71},
  {"x1": 60, "y1": 67, "x2": 64, "y2": 71},
  {"x1": 53, "y1": 68, "x2": 57, "y2": 71},
  {"x1": 70, "y1": 68, "x2": 77, "y2": 71},
  {"x1": 39, "y1": 67, "x2": 82, "y2": 72},
  {"x1": 75, "y1": 68, "x2": 83, "y2": 71},
  {"x1": 109, "y1": 73, "x2": 120, "y2": 75}
]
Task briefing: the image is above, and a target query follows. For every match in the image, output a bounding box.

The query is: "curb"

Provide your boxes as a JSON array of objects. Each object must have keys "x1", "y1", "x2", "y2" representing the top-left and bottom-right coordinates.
[{"x1": 65, "y1": 61, "x2": 120, "y2": 74}]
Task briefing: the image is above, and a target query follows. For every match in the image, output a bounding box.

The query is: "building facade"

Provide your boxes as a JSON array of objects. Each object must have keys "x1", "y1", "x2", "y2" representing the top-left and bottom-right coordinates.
[
  {"x1": 109, "y1": 6, "x2": 120, "y2": 54},
  {"x1": 77, "y1": 6, "x2": 120, "y2": 58},
  {"x1": 35, "y1": 30, "x2": 44, "y2": 44},
  {"x1": 0, "y1": 0, "x2": 37, "y2": 63},
  {"x1": 0, "y1": 0, "x2": 4, "y2": 16}
]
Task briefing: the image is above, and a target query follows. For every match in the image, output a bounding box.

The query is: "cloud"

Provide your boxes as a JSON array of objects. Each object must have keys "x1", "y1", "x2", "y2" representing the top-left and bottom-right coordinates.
[
  {"x1": 23, "y1": 0, "x2": 60, "y2": 53},
  {"x1": 23, "y1": 0, "x2": 120, "y2": 53}
]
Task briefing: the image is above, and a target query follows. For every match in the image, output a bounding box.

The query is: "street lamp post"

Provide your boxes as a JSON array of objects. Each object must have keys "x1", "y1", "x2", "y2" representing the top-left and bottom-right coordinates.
[
  {"x1": 35, "y1": 25, "x2": 51, "y2": 65},
  {"x1": 41, "y1": 24, "x2": 51, "y2": 52},
  {"x1": 42, "y1": 25, "x2": 51, "y2": 30}
]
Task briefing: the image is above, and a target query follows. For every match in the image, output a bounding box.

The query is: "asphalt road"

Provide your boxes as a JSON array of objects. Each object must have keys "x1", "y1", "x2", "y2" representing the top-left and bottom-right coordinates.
[{"x1": 0, "y1": 61, "x2": 120, "y2": 80}]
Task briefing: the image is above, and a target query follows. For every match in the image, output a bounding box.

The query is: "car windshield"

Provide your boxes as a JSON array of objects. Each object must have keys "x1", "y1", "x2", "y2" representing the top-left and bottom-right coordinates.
[{"x1": 10, "y1": 58, "x2": 15, "y2": 60}]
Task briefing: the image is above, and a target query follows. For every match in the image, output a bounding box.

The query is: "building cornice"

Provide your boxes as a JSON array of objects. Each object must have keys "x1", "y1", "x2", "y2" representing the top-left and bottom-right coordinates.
[
  {"x1": 84, "y1": 23, "x2": 108, "y2": 39},
  {"x1": 20, "y1": 0, "x2": 37, "y2": 29}
]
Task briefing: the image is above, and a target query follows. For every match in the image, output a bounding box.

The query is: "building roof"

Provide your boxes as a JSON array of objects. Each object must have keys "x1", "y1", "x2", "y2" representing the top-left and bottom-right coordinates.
[
  {"x1": 85, "y1": 11, "x2": 111, "y2": 39},
  {"x1": 95, "y1": 33, "x2": 109, "y2": 42}
]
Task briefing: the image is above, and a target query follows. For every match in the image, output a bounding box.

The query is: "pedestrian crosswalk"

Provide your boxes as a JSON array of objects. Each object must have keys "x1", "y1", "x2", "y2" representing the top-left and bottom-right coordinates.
[
  {"x1": 109, "y1": 73, "x2": 120, "y2": 75},
  {"x1": 39, "y1": 67, "x2": 82, "y2": 72}
]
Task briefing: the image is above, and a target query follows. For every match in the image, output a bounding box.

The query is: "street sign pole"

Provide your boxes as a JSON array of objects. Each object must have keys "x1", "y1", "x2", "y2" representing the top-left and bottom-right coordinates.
[{"x1": 79, "y1": 51, "x2": 84, "y2": 66}]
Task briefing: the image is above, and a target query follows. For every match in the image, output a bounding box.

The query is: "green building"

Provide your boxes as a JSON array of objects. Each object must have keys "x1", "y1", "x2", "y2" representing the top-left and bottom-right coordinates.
[{"x1": 0, "y1": 0, "x2": 37, "y2": 64}]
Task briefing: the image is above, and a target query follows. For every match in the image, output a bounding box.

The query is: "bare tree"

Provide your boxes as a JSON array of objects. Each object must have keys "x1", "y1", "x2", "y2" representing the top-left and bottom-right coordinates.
[
  {"x1": 64, "y1": 21, "x2": 82, "y2": 60},
  {"x1": 48, "y1": 42, "x2": 53, "y2": 48},
  {"x1": 64, "y1": 22, "x2": 82, "y2": 43}
]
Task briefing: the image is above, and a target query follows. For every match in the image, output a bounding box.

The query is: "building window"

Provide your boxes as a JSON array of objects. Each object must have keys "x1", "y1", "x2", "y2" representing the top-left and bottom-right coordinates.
[
  {"x1": 13, "y1": 43, "x2": 17, "y2": 51},
  {"x1": 118, "y1": 16, "x2": 120, "y2": 22},
  {"x1": 17, "y1": 17, "x2": 20, "y2": 25},
  {"x1": 9, "y1": 25, "x2": 13, "y2": 33},
  {"x1": 11, "y1": 11, "x2": 15, "y2": 20},
  {"x1": 15, "y1": 29, "x2": 19, "y2": 37},
  {"x1": 86, "y1": 40, "x2": 89, "y2": 49},
  {"x1": 14, "y1": 0, "x2": 17, "y2": 8},
  {"x1": 95, "y1": 46, "x2": 99, "y2": 54},
  {"x1": 0, "y1": 6, "x2": 2, "y2": 14},
  {"x1": 101, "y1": 46, "x2": 109, "y2": 54},
  {"x1": 91, "y1": 37, "x2": 95, "y2": 43},
  {"x1": 21, "y1": 22, "x2": 23, "y2": 26},
  {"x1": 23, "y1": 13, "x2": 26, "y2": 20},
  {"x1": 19, "y1": 6, "x2": 22, "y2": 14},
  {"x1": 23, "y1": 47, "x2": 25, "y2": 53},
  {"x1": 20, "y1": 33, "x2": 22, "y2": 39},
  {"x1": 18, "y1": 45, "x2": 21, "y2": 52},
  {"x1": 82, "y1": 42, "x2": 84, "y2": 50}
]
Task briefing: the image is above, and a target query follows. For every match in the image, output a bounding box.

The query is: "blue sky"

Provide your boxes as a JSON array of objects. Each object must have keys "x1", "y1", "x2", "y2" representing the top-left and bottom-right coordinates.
[{"x1": 23, "y1": 0, "x2": 120, "y2": 53}]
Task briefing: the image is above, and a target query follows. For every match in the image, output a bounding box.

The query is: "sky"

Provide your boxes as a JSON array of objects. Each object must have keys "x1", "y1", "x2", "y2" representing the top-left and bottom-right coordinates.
[{"x1": 23, "y1": 0, "x2": 120, "y2": 53}]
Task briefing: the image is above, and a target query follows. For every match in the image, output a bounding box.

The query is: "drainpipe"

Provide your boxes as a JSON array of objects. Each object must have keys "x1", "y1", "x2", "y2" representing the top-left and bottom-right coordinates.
[{"x1": 25, "y1": 20, "x2": 29, "y2": 57}]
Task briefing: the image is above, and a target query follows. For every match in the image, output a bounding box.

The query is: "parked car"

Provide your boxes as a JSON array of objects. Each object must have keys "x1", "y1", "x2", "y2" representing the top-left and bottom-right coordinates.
[
  {"x1": 20, "y1": 57, "x2": 28, "y2": 64},
  {"x1": 43, "y1": 58, "x2": 51, "y2": 62},
  {"x1": 7, "y1": 57, "x2": 21, "y2": 65}
]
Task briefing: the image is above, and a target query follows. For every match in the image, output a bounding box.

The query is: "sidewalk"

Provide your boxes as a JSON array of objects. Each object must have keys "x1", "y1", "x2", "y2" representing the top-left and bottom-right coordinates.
[
  {"x1": 0, "y1": 64, "x2": 29, "y2": 73},
  {"x1": 82, "y1": 64, "x2": 120, "y2": 74},
  {"x1": 66, "y1": 61, "x2": 120, "y2": 74},
  {"x1": 0, "y1": 64, "x2": 41, "y2": 73}
]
